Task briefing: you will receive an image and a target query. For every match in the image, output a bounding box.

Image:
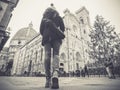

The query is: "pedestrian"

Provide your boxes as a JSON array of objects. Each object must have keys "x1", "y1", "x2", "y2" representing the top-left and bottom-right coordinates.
[
  {"x1": 0, "y1": 64, "x2": 5, "y2": 76},
  {"x1": 104, "y1": 58, "x2": 115, "y2": 79},
  {"x1": 28, "y1": 60, "x2": 32, "y2": 76},
  {"x1": 5, "y1": 60, "x2": 13, "y2": 76},
  {"x1": 84, "y1": 64, "x2": 89, "y2": 77},
  {"x1": 81, "y1": 69, "x2": 85, "y2": 77},
  {"x1": 24, "y1": 71, "x2": 27, "y2": 77},
  {"x1": 40, "y1": 3, "x2": 65, "y2": 89},
  {"x1": 109, "y1": 59, "x2": 115, "y2": 79}
]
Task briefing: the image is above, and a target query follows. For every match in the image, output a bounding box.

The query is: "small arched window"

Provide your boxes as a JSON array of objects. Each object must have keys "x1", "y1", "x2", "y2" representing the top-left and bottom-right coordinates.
[
  {"x1": 87, "y1": 17, "x2": 90, "y2": 25},
  {"x1": 84, "y1": 29, "x2": 86, "y2": 34},
  {"x1": 80, "y1": 17, "x2": 84, "y2": 24},
  {"x1": 73, "y1": 25, "x2": 77, "y2": 32},
  {"x1": 60, "y1": 63, "x2": 64, "y2": 66},
  {"x1": 60, "y1": 53, "x2": 66, "y2": 62}
]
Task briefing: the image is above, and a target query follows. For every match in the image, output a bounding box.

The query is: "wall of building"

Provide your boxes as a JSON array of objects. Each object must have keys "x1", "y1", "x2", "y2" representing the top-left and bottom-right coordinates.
[
  {"x1": 12, "y1": 34, "x2": 44, "y2": 75},
  {"x1": 75, "y1": 7, "x2": 92, "y2": 64},
  {"x1": 0, "y1": 0, "x2": 19, "y2": 51}
]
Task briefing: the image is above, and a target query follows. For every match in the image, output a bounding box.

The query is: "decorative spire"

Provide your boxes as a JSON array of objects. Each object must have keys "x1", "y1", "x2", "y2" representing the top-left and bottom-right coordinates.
[
  {"x1": 29, "y1": 21, "x2": 33, "y2": 28},
  {"x1": 26, "y1": 22, "x2": 33, "y2": 37},
  {"x1": 63, "y1": 8, "x2": 70, "y2": 15},
  {"x1": 7, "y1": 27, "x2": 11, "y2": 32}
]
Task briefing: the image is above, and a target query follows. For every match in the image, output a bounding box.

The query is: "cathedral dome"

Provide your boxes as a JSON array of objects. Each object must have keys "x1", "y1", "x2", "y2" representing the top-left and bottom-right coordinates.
[{"x1": 11, "y1": 22, "x2": 38, "y2": 42}]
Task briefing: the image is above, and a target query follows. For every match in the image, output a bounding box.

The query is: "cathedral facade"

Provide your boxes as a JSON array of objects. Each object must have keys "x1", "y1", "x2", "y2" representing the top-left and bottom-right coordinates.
[{"x1": 12, "y1": 7, "x2": 92, "y2": 76}]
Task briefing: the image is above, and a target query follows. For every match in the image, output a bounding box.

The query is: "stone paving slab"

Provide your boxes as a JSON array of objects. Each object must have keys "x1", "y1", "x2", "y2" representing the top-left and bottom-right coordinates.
[{"x1": 0, "y1": 77, "x2": 120, "y2": 90}]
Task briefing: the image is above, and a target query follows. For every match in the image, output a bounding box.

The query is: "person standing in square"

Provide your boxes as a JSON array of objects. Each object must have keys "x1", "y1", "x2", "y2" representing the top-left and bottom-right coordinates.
[{"x1": 40, "y1": 3, "x2": 65, "y2": 89}]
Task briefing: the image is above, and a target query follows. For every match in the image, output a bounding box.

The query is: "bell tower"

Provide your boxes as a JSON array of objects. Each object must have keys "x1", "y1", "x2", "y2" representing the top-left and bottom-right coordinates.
[{"x1": 75, "y1": 6, "x2": 92, "y2": 64}]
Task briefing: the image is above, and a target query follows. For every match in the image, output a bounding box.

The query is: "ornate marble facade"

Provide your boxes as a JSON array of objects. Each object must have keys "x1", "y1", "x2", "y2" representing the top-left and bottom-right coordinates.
[{"x1": 12, "y1": 7, "x2": 92, "y2": 75}]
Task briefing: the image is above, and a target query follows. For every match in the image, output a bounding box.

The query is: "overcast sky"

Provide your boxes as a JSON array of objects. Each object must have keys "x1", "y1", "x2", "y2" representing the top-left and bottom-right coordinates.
[{"x1": 5, "y1": 0, "x2": 120, "y2": 46}]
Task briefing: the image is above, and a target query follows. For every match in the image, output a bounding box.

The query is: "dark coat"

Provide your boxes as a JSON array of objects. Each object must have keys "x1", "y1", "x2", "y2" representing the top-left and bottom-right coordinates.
[{"x1": 40, "y1": 8, "x2": 65, "y2": 46}]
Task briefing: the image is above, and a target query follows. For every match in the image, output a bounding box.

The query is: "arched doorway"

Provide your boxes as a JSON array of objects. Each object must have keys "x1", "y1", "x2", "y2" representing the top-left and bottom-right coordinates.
[
  {"x1": 60, "y1": 53, "x2": 66, "y2": 73},
  {"x1": 76, "y1": 52, "x2": 81, "y2": 70}
]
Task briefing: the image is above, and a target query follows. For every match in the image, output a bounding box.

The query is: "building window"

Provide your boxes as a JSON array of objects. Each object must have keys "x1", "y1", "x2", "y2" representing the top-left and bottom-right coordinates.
[
  {"x1": 84, "y1": 29, "x2": 86, "y2": 34},
  {"x1": 18, "y1": 40, "x2": 21, "y2": 44},
  {"x1": 76, "y1": 52, "x2": 81, "y2": 61},
  {"x1": 3, "y1": 56, "x2": 6, "y2": 60},
  {"x1": 60, "y1": 63, "x2": 64, "y2": 66},
  {"x1": 35, "y1": 51, "x2": 38, "y2": 62},
  {"x1": 76, "y1": 63, "x2": 79, "y2": 70},
  {"x1": 73, "y1": 25, "x2": 77, "y2": 32},
  {"x1": 80, "y1": 17, "x2": 84, "y2": 24},
  {"x1": 87, "y1": 17, "x2": 90, "y2": 25}
]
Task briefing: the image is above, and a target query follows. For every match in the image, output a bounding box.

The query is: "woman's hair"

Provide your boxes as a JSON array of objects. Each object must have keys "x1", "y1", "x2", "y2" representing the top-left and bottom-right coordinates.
[{"x1": 43, "y1": 7, "x2": 59, "y2": 20}]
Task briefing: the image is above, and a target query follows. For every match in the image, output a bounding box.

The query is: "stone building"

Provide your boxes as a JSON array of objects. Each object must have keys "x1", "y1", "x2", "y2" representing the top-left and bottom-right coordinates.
[
  {"x1": 9, "y1": 22, "x2": 37, "y2": 65},
  {"x1": 75, "y1": 7, "x2": 92, "y2": 64},
  {"x1": 0, "y1": 0, "x2": 19, "y2": 51},
  {"x1": 12, "y1": 34, "x2": 43, "y2": 75},
  {"x1": 12, "y1": 7, "x2": 92, "y2": 76}
]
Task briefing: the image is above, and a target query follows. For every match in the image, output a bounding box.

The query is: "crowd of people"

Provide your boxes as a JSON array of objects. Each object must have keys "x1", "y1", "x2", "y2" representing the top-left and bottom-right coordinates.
[
  {"x1": 59, "y1": 65, "x2": 120, "y2": 78},
  {"x1": 0, "y1": 60, "x2": 13, "y2": 76}
]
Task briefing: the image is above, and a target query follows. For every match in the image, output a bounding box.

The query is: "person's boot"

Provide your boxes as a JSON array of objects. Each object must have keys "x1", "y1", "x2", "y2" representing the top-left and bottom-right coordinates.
[
  {"x1": 51, "y1": 70, "x2": 59, "y2": 89},
  {"x1": 45, "y1": 77, "x2": 51, "y2": 88}
]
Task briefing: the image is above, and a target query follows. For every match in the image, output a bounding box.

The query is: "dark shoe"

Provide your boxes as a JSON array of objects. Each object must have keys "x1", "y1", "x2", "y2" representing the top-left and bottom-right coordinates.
[
  {"x1": 111, "y1": 76, "x2": 116, "y2": 79},
  {"x1": 45, "y1": 77, "x2": 51, "y2": 88},
  {"x1": 109, "y1": 76, "x2": 116, "y2": 79},
  {"x1": 51, "y1": 77, "x2": 59, "y2": 89},
  {"x1": 51, "y1": 71, "x2": 59, "y2": 89}
]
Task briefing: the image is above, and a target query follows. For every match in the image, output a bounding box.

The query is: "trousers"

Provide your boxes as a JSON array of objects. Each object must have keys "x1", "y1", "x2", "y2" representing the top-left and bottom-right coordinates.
[{"x1": 44, "y1": 40, "x2": 61, "y2": 77}]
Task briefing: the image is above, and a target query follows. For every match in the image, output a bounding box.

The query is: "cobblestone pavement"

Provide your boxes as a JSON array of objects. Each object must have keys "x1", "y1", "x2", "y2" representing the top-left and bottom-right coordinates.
[{"x1": 0, "y1": 77, "x2": 120, "y2": 90}]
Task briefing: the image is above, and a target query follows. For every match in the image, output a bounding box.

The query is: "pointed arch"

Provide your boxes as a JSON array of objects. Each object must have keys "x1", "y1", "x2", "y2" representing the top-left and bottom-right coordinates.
[{"x1": 76, "y1": 52, "x2": 81, "y2": 61}]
